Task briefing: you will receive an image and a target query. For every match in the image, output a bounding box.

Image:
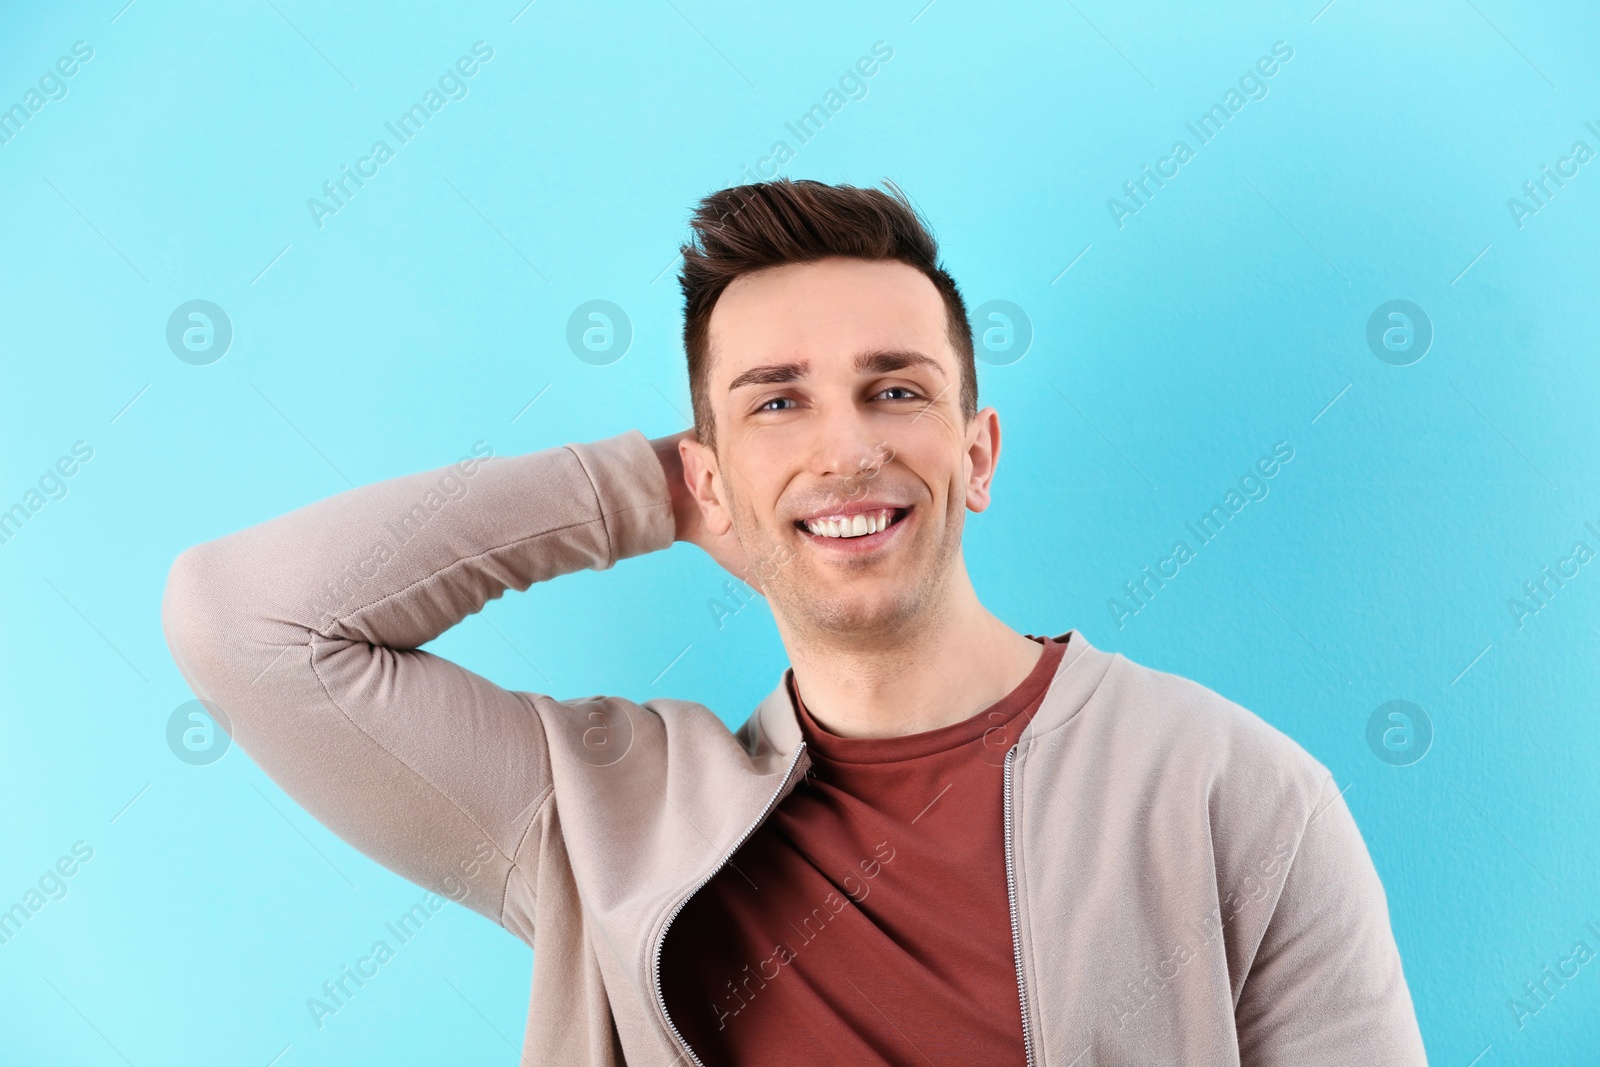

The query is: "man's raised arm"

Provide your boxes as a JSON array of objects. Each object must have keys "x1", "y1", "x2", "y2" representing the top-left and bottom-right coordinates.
[{"x1": 159, "y1": 430, "x2": 676, "y2": 935}]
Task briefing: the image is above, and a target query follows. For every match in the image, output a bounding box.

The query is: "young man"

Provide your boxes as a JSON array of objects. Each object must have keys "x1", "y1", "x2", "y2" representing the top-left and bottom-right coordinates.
[{"x1": 161, "y1": 178, "x2": 1428, "y2": 1065}]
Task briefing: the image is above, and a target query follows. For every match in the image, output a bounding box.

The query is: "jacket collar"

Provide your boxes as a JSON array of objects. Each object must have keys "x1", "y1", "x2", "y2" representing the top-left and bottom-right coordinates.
[{"x1": 752, "y1": 629, "x2": 1113, "y2": 758}]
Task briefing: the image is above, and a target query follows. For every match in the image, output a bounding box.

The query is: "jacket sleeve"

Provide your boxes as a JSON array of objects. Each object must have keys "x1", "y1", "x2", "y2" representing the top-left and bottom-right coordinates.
[
  {"x1": 1234, "y1": 774, "x2": 1430, "y2": 1065},
  {"x1": 159, "y1": 429, "x2": 675, "y2": 932}
]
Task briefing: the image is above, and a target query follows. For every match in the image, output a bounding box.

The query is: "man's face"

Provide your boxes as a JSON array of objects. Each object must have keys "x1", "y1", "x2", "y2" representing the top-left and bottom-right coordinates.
[{"x1": 681, "y1": 255, "x2": 1002, "y2": 642}]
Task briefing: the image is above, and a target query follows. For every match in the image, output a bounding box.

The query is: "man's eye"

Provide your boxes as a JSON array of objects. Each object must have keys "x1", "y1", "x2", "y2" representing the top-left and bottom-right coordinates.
[
  {"x1": 877, "y1": 386, "x2": 919, "y2": 401},
  {"x1": 758, "y1": 397, "x2": 796, "y2": 412}
]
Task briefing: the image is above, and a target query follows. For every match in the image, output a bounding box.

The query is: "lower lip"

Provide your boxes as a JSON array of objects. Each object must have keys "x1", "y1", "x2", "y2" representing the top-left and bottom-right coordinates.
[{"x1": 796, "y1": 509, "x2": 912, "y2": 555}]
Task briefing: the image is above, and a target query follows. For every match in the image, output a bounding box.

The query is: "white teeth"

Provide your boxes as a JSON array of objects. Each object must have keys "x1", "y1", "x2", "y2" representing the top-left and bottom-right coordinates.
[{"x1": 804, "y1": 508, "x2": 896, "y2": 539}]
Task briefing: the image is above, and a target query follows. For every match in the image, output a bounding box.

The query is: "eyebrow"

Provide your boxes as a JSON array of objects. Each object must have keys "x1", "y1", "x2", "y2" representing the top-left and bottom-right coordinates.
[{"x1": 726, "y1": 348, "x2": 947, "y2": 393}]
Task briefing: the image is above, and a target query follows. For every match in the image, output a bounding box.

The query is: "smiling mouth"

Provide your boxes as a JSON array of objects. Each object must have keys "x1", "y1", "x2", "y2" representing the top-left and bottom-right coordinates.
[{"x1": 794, "y1": 507, "x2": 910, "y2": 540}]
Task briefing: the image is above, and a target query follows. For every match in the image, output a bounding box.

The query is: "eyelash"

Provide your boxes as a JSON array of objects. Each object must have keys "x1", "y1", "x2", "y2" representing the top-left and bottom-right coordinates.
[{"x1": 756, "y1": 386, "x2": 921, "y2": 413}]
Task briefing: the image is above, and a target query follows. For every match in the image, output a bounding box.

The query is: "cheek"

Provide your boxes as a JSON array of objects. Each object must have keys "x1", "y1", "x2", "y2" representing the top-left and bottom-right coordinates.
[
  {"x1": 736, "y1": 494, "x2": 772, "y2": 533},
  {"x1": 891, "y1": 443, "x2": 962, "y2": 499},
  {"x1": 897, "y1": 401, "x2": 964, "y2": 442},
  {"x1": 728, "y1": 429, "x2": 797, "y2": 489},
  {"x1": 727, "y1": 483, "x2": 782, "y2": 543}
]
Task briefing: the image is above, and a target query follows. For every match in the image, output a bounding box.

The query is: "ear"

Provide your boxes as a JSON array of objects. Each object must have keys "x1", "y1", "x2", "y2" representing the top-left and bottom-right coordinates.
[
  {"x1": 964, "y1": 406, "x2": 1002, "y2": 513},
  {"x1": 680, "y1": 434, "x2": 734, "y2": 535}
]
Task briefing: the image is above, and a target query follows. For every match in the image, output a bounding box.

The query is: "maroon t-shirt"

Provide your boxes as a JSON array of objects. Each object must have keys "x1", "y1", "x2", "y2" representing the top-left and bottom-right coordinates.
[{"x1": 660, "y1": 635, "x2": 1069, "y2": 1065}]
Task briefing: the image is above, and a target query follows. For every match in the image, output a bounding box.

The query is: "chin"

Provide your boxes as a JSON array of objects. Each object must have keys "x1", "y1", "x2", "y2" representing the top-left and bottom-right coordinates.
[{"x1": 780, "y1": 579, "x2": 921, "y2": 637}]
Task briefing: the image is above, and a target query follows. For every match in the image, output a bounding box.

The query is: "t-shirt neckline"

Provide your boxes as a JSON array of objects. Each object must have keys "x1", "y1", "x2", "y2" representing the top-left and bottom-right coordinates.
[{"x1": 788, "y1": 634, "x2": 1070, "y2": 765}]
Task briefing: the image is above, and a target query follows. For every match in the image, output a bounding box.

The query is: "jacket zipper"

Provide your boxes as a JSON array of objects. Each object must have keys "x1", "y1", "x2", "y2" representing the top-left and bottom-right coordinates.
[
  {"x1": 651, "y1": 742, "x2": 809, "y2": 1067},
  {"x1": 1004, "y1": 745, "x2": 1037, "y2": 1067}
]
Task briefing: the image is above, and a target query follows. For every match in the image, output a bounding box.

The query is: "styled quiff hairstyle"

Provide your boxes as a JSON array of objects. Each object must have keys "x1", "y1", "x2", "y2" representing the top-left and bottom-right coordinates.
[{"x1": 677, "y1": 177, "x2": 977, "y2": 450}]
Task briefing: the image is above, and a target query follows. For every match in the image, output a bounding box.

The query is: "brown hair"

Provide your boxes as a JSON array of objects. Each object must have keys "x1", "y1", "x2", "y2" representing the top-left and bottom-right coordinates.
[{"x1": 677, "y1": 177, "x2": 976, "y2": 450}]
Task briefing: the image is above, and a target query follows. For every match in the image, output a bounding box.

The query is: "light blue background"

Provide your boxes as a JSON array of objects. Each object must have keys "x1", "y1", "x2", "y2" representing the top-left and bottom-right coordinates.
[{"x1": 2, "y1": 0, "x2": 1597, "y2": 1063}]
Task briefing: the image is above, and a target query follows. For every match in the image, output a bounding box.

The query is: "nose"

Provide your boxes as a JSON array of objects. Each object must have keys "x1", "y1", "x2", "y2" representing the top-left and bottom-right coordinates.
[{"x1": 805, "y1": 399, "x2": 882, "y2": 482}]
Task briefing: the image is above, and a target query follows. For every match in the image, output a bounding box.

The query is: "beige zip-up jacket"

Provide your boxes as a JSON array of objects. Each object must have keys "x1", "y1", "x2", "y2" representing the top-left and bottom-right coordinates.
[{"x1": 160, "y1": 429, "x2": 1428, "y2": 1066}]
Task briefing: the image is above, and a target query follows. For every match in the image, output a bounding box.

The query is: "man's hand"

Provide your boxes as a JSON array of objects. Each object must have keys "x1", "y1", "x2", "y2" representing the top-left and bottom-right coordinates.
[{"x1": 650, "y1": 430, "x2": 764, "y2": 595}]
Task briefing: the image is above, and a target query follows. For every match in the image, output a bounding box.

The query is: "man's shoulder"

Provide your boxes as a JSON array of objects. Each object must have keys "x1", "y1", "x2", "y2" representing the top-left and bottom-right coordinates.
[
  {"x1": 1063, "y1": 644, "x2": 1335, "y2": 823},
  {"x1": 523, "y1": 687, "x2": 791, "y2": 783}
]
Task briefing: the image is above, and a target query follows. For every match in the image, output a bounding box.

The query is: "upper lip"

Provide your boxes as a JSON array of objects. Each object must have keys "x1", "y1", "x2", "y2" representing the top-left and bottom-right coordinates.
[{"x1": 793, "y1": 500, "x2": 910, "y2": 524}]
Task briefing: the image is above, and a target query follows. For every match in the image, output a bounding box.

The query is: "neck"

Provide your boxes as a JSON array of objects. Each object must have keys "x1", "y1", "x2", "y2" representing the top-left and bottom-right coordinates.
[{"x1": 774, "y1": 564, "x2": 1045, "y2": 739}]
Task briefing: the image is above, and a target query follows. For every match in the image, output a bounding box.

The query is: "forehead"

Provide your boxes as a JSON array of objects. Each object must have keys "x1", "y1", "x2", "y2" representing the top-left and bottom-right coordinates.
[{"x1": 706, "y1": 257, "x2": 952, "y2": 384}]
